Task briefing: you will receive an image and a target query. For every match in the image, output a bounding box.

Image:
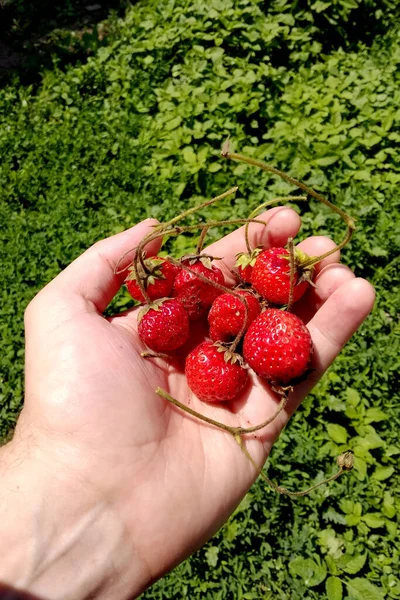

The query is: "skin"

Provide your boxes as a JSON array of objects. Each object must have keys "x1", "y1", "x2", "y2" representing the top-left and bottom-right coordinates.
[{"x1": 0, "y1": 208, "x2": 375, "y2": 599}]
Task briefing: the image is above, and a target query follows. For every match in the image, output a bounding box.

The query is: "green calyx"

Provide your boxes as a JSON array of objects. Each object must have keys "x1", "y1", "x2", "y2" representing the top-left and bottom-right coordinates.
[
  {"x1": 137, "y1": 298, "x2": 169, "y2": 323},
  {"x1": 214, "y1": 343, "x2": 246, "y2": 366},
  {"x1": 281, "y1": 246, "x2": 316, "y2": 285},
  {"x1": 235, "y1": 248, "x2": 262, "y2": 269},
  {"x1": 126, "y1": 257, "x2": 167, "y2": 285}
]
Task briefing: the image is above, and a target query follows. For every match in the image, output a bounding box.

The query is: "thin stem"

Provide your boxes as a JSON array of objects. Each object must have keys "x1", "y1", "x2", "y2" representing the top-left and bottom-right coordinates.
[
  {"x1": 235, "y1": 435, "x2": 346, "y2": 497},
  {"x1": 237, "y1": 393, "x2": 288, "y2": 434},
  {"x1": 132, "y1": 253, "x2": 151, "y2": 304},
  {"x1": 301, "y1": 225, "x2": 354, "y2": 268},
  {"x1": 141, "y1": 351, "x2": 175, "y2": 360},
  {"x1": 163, "y1": 186, "x2": 239, "y2": 229},
  {"x1": 271, "y1": 468, "x2": 345, "y2": 497},
  {"x1": 228, "y1": 293, "x2": 249, "y2": 354},
  {"x1": 156, "y1": 388, "x2": 237, "y2": 434},
  {"x1": 155, "y1": 388, "x2": 288, "y2": 436},
  {"x1": 132, "y1": 218, "x2": 267, "y2": 278},
  {"x1": 114, "y1": 245, "x2": 139, "y2": 275},
  {"x1": 166, "y1": 256, "x2": 245, "y2": 299},
  {"x1": 222, "y1": 150, "x2": 356, "y2": 266},
  {"x1": 287, "y1": 237, "x2": 295, "y2": 312},
  {"x1": 196, "y1": 226, "x2": 210, "y2": 254},
  {"x1": 244, "y1": 196, "x2": 307, "y2": 253}
]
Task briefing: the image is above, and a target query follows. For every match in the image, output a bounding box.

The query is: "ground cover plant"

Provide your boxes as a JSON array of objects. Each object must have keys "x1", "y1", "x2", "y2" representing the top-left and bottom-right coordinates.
[{"x1": 0, "y1": 0, "x2": 399, "y2": 598}]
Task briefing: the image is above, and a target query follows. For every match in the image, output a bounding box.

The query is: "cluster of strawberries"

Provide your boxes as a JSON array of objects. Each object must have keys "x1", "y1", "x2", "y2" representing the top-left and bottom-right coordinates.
[{"x1": 126, "y1": 242, "x2": 314, "y2": 403}]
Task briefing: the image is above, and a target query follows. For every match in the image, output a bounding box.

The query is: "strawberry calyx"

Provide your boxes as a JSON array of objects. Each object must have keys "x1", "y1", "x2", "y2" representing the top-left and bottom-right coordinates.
[
  {"x1": 213, "y1": 343, "x2": 246, "y2": 367},
  {"x1": 234, "y1": 248, "x2": 262, "y2": 270},
  {"x1": 126, "y1": 256, "x2": 167, "y2": 285},
  {"x1": 280, "y1": 247, "x2": 316, "y2": 286},
  {"x1": 181, "y1": 254, "x2": 220, "y2": 270},
  {"x1": 138, "y1": 298, "x2": 169, "y2": 322}
]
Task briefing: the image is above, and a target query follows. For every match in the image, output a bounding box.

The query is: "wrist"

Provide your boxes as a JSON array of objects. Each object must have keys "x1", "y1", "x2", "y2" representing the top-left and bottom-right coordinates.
[{"x1": 0, "y1": 438, "x2": 142, "y2": 600}]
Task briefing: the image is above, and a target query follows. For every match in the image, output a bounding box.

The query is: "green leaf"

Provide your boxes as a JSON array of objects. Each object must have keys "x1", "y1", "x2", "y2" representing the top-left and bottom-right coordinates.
[
  {"x1": 382, "y1": 492, "x2": 396, "y2": 519},
  {"x1": 362, "y1": 513, "x2": 385, "y2": 529},
  {"x1": 345, "y1": 388, "x2": 361, "y2": 407},
  {"x1": 165, "y1": 116, "x2": 182, "y2": 131},
  {"x1": 314, "y1": 155, "x2": 340, "y2": 166},
  {"x1": 345, "y1": 577, "x2": 384, "y2": 600},
  {"x1": 208, "y1": 162, "x2": 222, "y2": 173},
  {"x1": 326, "y1": 576, "x2": 343, "y2": 600},
  {"x1": 353, "y1": 456, "x2": 367, "y2": 480},
  {"x1": 342, "y1": 553, "x2": 367, "y2": 574},
  {"x1": 326, "y1": 424, "x2": 348, "y2": 444},
  {"x1": 182, "y1": 147, "x2": 197, "y2": 164},
  {"x1": 289, "y1": 557, "x2": 327, "y2": 587},
  {"x1": 364, "y1": 408, "x2": 388, "y2": 423},
  {"x1": 371, "y1": 465, "x2": 394, "y2": 481},
  {"x1": 205, "y1": 546, "x2": 219, "y2": 568}
]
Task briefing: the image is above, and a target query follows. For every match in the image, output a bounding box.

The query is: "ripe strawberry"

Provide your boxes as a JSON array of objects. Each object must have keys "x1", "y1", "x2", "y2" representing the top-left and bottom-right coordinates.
[
  {"x1": 235, "y1": 248, "x2": 262, "y2": 283},
  {"x1": 126, "y1": 257, "x2": 179, "y2": 304},
  {"x1": 243, "y1": 308, "x2": 313, "y2": 385},
  {"x1": 138, "y1": 299, "x2": 190, "y2": 352},
  {"x1": 208, "y1": 290, "x2": 261, "y2": 343},
  {"x1": 185, "y1": 341, "x2": 248, "y2": 402},
  {"x1": 173, "y1": 257, "x2": 224, "y2": 320},
  {"x1": 251, "y1": 247, "x2": 312, "y2": 306}
]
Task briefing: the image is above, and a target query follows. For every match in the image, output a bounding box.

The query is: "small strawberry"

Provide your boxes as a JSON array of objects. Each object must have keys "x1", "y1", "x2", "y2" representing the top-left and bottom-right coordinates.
[
  {"x1": 126, "y1": 257, "x2": 179, "y2": 304},
  {"x1": 235, "y1": 248, "x2": 262, "y2": 283},
  {"x1": 185, "y1": 341, "x2": 248, "y2": 402},
  {"x1": 243, "y1": 308, "x2": 313, "y2": 385},
  {"x1": 173, "y1": 257, "x2": 224, "y2": 320},
  {"x1": 208, "y1": 290, "x2": 261, "y2": 343},
  {"x1": 251, "y1": 247, "x2": 313, "y2": 306},
  {"x1": 138, "y1": 298, "x2": 190, "y2": 352}
]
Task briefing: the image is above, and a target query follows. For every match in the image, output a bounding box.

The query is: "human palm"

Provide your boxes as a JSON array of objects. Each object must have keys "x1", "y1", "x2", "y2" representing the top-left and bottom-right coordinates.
[{"x1": 19, "y1": 210, "x2": 374, "y2": 592}]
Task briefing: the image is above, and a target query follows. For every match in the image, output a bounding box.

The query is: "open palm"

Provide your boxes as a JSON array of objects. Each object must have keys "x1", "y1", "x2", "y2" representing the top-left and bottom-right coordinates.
[{"x1": 19, "y1": 209, "x2": 374, "y2": 596}]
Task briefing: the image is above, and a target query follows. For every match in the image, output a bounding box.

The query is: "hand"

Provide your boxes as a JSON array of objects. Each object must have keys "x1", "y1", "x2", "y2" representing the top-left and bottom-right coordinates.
[{"x1": 0, "y1": 208, "x2": 375, "y2": 599}]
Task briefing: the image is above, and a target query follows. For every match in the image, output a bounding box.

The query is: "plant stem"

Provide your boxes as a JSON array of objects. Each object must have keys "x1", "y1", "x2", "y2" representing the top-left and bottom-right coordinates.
[
  {"x1": 244, "y1": 196, "x2": 307, "y2": 253},
  {"x1": 286, "y1": 237, "x2": 295, "y2": 312},
  {"x1": 222, "y1": 149, "x2": 356, "y2": 267},
  {"x1": 155, "y1": 388, "x2": 288, "y2": 435},
  {"x1": 235, "y1": 435, "x2": 346, "y2": 497},
  {"x1": 196, "y1": 226, "x2": 209, "y2": 254},
  {"x1": 163, "y1": 186, "x2": 239, "y2": 229}
]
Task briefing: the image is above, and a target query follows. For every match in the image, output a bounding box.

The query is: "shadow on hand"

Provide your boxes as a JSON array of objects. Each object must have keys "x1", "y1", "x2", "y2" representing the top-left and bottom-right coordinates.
[{"x1": 0, "y1": 584, "x2": 45, "y2": 600}]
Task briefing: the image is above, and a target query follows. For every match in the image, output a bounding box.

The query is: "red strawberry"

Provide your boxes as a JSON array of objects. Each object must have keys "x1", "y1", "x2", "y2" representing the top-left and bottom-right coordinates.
[
  {"x1": 251, "y1": 247, "x2": 312, "y2": 305},
  {"x1": 243, "y1": 308, "x2": 313, "y2": 385},
  {"x1": 138, "y1": 299, "x2": 190, "y2": 352},
  {"x1": 173, "y1": 257, "x2": 224, "y2": 320},
  {"x1": 126, "y1": 257, "x2": 178, "y2": 304},
  {"x1": 208, "y1": 290, "x2": 261, "y2": 343},
  {"x1": 185, "y1": 341, "x2": 248, "y2": 402},
  {"x1": 235, "y1": 248, "x2": 262, "y2": 283}
]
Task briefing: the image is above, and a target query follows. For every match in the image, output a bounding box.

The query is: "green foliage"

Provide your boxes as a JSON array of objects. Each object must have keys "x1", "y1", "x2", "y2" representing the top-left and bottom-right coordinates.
[{"x1": 0, "y1": 0, "x2": 399, "y2": 597}]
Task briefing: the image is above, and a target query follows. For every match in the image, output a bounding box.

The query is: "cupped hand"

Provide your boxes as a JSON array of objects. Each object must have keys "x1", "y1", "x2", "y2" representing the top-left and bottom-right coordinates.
[{"x1": 16, "y1": 208, "x2": 374, "y2": 596}]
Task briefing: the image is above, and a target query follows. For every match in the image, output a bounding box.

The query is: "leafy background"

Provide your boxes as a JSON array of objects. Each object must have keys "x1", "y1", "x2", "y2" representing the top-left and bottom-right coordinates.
[{"x1": 0, "y1": 0, "x2": 399, "y2": 598}]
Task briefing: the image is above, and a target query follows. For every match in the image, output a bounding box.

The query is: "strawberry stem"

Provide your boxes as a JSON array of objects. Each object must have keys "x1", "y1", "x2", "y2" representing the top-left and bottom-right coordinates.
[
  {"x1": 222, "y1": 147, "x2": 356, "y2": 267},
  {"x1": 234, "y1": 435, "x2": 349, "y2": 496},
  {"x1": 244, "y1": 195, "x2": 307, "y2": 253},
  {"x1": 196, "y1": 226, "x2": 210, "y2": 254},
  {"x1": 155, "y1": 388, "x2": 288, "y2": 436},
  {"x1": 286, "y1": 237, "x2": 295, "y2": 312},
  {"x1": 162, "y1": 186, "x2": 239, "y2": 229}
]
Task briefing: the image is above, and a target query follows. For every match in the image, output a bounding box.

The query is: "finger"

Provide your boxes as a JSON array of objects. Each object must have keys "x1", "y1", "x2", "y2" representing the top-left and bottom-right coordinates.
[
  {"x1": 289, "y1": 277, "x2": 375, "y2": 416},
  {"x1": 32, "y1": 219, "x2": 161, "y2": 315},
  {"x1": 249, "y1": 277, "x2": 375, "y2": 453},
  {"x1": 296, "y1": 235, "x2": 341, "y2": 273},
  {"x1": 205, "y1": 207, "x2": 301, "y2": 283},
  {"x1": 294, "y1": 264, "x2": 355, "y2": 323}
]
